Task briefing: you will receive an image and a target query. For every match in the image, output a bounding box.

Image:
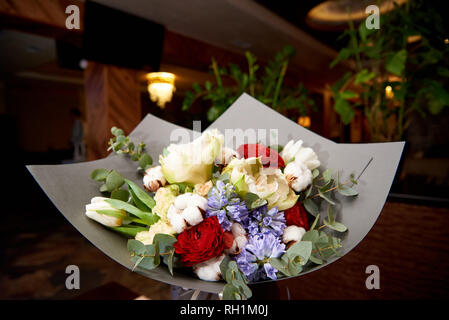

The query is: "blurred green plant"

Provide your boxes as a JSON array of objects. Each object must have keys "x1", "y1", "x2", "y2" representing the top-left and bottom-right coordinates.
[
  {"x1": 182, "y1": 46, "x2": 316, "y2": 122},
  {"x1": 330, "y1": 0, "x2": 449, "y2": 141}
]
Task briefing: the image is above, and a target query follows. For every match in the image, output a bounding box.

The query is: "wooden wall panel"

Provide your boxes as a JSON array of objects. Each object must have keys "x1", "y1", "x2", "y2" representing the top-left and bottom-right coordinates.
[{"x1": 85, "y1": 62, "x2": 141, "y2": 160}]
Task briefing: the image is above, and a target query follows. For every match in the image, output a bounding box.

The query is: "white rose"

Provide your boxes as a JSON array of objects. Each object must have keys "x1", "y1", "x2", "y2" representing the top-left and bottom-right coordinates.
[
  {"x1": 85, "y1": 196, "x2": 125, "y2": 227},
  {"x1": 167, "y1": 192, "x2": 207, "y2": 233},
  {"x1": 193, "y1": 255, "x2": 225, "y2": 281},
  {"x1": 143, "y1": 166, "x2": 166, "y2": 192},
  {"x1": 284, "y1": 161, "x2": 313, "y2": 192},
  {"x1": 159, "y1": 129, "x2": 223, "y2": 185},
  {"x1": 223, "y1": 158, "x2": 298, "y2": 211},
  {"x1": 281, "y1": 139, "x2": 320, "y2": 170}
]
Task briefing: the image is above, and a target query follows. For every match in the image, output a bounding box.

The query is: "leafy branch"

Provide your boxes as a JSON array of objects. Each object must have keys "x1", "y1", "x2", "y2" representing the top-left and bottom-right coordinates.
[
  {"x1": 128, "y1": 233, "x2": 177, "y2": 276},
  {"x1": 108, "y1": 127, "x2": 153, "y2": 171},
  {"x1": 220, "y1": 257, "x2": 252, "y2": 300},
  {"x1": 182, "y1": 46, "x2": 316, "y2": 122}
]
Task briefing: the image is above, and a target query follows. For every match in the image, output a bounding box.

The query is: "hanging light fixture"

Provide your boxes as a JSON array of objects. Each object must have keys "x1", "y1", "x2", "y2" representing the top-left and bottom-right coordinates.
[
  {"x1": 297, "y1": 116, "x2": 311, "y2": 128},
  {"x1": 146, "y1": 72, "x2": 176, "y2": 109}
]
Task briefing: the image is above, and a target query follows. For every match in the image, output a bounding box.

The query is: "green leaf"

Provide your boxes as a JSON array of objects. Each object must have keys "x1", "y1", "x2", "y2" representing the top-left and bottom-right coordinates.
[
  {"x1": 105, "y1": 170, "x2": 125, "y2": 192},
  {"x1": 128, "y1": 239, "x2": 146, "y2": 255},
  {"x1": 386, "y1": 49, "x2": 407, "y2": 76},
  {"x1": 96, "y1": 209, "x2": 125, "y2": 219},
  {"x1": 109, "y1": 226, "x2": 148, "y2": 238},
  {"x1": 324, "y1": 221, "x2": 348, "y2": 233},
  {"x1": 90, "y1": 168, "x2": 109, "y2": 182},
  {"x1": 105, "y1": 198, "x2": 158, "y2": 225},
  {"x1": 309, "y1": 255, "x2": 324, "y2": 265},
  {"x1": 337, "y1": 185, "x2": 358, "y2": 196},
  {"x1": 303, "y1": 198, "x2": 319, "y2": 216},
  {"x1": 231, "y1": 279, "x2": 252, "y2": 299},
  {"x1": 334, "y1": 96, "x2": 355, "y2": 125},
  {"x1": 327, "y1": 205, "x2": 335, "y2": 224},
  {"x1": 319, "y1": 190, "x2": 336, "y2": 205},
  {"x1": 340, "y1": 90, "x2": 359, "y2": 99},
  {"x1": 354, "y1": 69, "x2": 375, "y2": 84},
  {"x1": 286, "y1": 241, "x2": 312, "y2": 266},
  {"x1": 139, "y1": 153, "x2": 153, "y2": 170},
  {"x1": 111, "y1": 127, "x2": 124, "y2": 137},
  {"x1": 125, "y1": 179, "x2": 156, "y2": 210},
  {"x1": 309, "y1": 214, "x2": 320, "y2": 231},
  {"x1": 99, "y1": 184, "x2": 108, "y2": 193},
  {"x1": 312, "y1": 169, "x2": 319, "y2": 179},
  {"x1": 322, "y1": 169, "x2": 332, "y2": 183},
  {"x1": 302, "y1": 229, "x2": 319, "y2": 242},
  {"x1": 269, "y1": 258, "x2": 290, "y2": 277},
  {"x1": 330, "y1": 48, "x2": 353, "y2": 68},
  {"x1": 111, "y1": 189, "x2": 129, "y2": 202},
  {"x1": 222, "y1": 284, "x2": 241, "y2": 300}
]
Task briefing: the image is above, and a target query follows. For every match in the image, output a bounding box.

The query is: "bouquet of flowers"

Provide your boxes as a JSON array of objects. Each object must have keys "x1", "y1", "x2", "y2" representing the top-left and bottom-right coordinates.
[{"x1": 86, "y1": 127, "x2": 359, "y2": 299}]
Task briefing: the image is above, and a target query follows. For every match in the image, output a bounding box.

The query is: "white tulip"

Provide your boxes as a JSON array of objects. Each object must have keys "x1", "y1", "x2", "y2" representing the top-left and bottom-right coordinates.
[
  {"x1": 282, "y1": 225, "x2": 306, "y2": 244},
  {"x1": 85, "y1": 196, "x2": 125, "y2": 227},
  {"x1": 193, "y1": 255, "x2": 225, "y2": 281}
]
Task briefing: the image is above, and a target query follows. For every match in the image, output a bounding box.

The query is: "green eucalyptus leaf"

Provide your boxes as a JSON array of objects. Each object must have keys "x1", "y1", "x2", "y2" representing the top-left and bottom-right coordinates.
[
  {"x1": 99, "y1": 184, "x2": 109, "y2": 193},
  {"x1": 322, "y1": 169, "x2": 332, "y2": 183},
  {"x1": 303, "y1": 199, "x2": 319, "y2": 216},
  {"x1": 269, "y1": 258, "x2": 290, "y2": 277},
  {"x1": 318, "y1": 190, "x2": 336, "y2": 205},
  {"x1": 309, "y1": 255, "x2": 324, "y2": 265},
  {"x1": 337, "y1": 185, "x2": 358, "y2": 196},
  {"x1": 324, "y1": 221, "x2": 348, "y2": 232},
  {"x1": 222, "y1": 284, "x2": 240, "y2": 300},
  {"x1": 327, "y1": 205, "x2": 335, "y2": 224},
  {"x1": 139, "y1": 153, "x2": 153, "y2": 170},
  {"x1": 90, "y1": 168, "x2": 109, "y2": 182},
  {"x1": 105, "y1": 170, "x2": 125, "y2": 192},
  {"x1": 309, "y1": 214, "x2": 320, "y2": 230},
  {"x1": 286, "y1": 241, "x2": 312, "y2": 265}
]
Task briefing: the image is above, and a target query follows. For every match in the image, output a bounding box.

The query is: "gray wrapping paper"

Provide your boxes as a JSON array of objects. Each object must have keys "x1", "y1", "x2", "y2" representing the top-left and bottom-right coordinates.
[{"x1": 27, "y1": 93, "x2": 404, "y2": 294}]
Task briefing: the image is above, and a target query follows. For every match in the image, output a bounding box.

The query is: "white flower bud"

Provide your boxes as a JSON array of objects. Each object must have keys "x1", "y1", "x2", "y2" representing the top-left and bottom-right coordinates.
[
  {"x1": 231, "y1": 222, "x2": 246, "y2": 238},
  {"x1": 181, "y1": 206, "x2": 203, "y2": 226},
  {"x1": 282, "y1": 225, "x2": 306, "y2": 244},
  {"x1": 280, "y1": 140, "x2": 303, "y2": 163},
  {"x1": 284, "y1": 161, "x2": 313, "y2": 192},
  {"x1": 85, "y1": 197, "x2": 125, "y2": 227},
  {"x1": 193, "y1": 255, "x2": 225, "y2": 281},
  {"x1": 143, "y1": 166, "x2": 167, "y2": 192}
]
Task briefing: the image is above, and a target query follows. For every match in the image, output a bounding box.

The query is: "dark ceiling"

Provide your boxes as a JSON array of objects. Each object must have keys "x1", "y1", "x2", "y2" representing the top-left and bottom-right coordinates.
[{"x1": 255, "y1": 0, "x2": 345, "y2": 50}]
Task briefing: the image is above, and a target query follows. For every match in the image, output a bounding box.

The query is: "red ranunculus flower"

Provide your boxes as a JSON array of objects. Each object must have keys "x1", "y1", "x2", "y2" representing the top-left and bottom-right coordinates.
[
  {"x1": 284, "y1": 203, "x2": 309, "y2": 230},
  {"x1": 237, "y1": 143, "x2": 285, "y2": 168},
  {"x1": 174, "y1": 216, "x2": 224, "y2": 267}
]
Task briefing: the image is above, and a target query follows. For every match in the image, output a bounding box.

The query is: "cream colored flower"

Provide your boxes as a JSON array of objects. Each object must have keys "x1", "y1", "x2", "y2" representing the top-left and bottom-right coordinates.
[
  {"x1": 194, "y1": 180, "x2": 213, "y2": 197},
  {"x1": 135, "y1": 220, "x2": 176, "y2": 245},
  {"x1": 85, "y1": 196, "x2": 125, "y2": 227},
  {"x1": 284, "y1": 161, "x2": 313, "y2": 192},
  {"x1": 143, "y1": 166, "x2": 166, "y2": 192},
  {"x1": 159, "y1": 129, "x2": 223, "y2": 185},
  {"x1": 193, "y1": 255, "x2": 225, "y2": 281},
  {"x1": 223, "y1": 157, "x2": 298, "y2": 211},
  {"x1": 152, "y1": 185, "x2": 179, "y2": 221}
]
